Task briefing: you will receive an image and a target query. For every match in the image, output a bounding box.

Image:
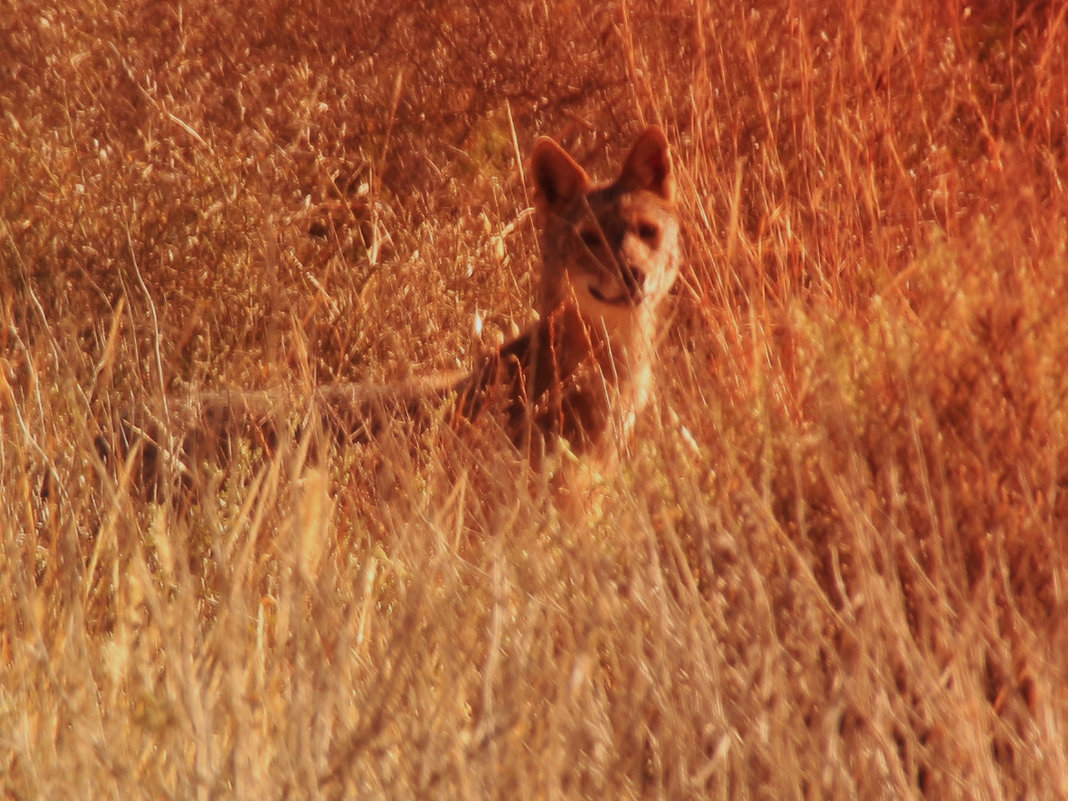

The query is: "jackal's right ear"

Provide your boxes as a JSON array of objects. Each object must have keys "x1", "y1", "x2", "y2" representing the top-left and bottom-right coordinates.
[
  {"x1": 531, "y1": 138, "x2": 590, "y2": 212},
  {"x1": 620, "y1": 126, "x2": 675, "y2": 202}
]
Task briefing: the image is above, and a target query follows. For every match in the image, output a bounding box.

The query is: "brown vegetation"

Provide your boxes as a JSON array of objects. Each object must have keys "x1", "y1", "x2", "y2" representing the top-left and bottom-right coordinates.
[{"x1": 2, "y1": 0, "x2": 1067, "y2": 798}]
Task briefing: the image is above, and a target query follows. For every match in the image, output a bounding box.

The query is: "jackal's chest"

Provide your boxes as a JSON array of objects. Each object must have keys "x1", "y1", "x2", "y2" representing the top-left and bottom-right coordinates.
[{"x1": 452, "y1": 312, "x2": 654, "y2": 459}]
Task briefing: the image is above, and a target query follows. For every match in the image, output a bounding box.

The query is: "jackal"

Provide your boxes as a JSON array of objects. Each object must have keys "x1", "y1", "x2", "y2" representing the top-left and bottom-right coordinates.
[
  {"x1": 117, "y1": 126, "x2": 681, "y2": 487},
  {"x1": 450, "y1": 125, "x2": 680, "y2": 462}
]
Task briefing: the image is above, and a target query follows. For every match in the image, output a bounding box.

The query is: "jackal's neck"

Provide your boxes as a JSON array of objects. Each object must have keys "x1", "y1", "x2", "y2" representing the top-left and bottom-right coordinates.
[{"x1": 541, "y1": 299, "x2": 658, "y2": 393}]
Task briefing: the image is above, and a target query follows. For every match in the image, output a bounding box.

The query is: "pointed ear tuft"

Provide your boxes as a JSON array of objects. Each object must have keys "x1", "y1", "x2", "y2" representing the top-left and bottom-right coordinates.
[
  {"x1": 620, "y1": 126, "x2": 675, "y2": 202},
  {"x1": 531, "y1": 137, "x2": 590, "y2": 212}
]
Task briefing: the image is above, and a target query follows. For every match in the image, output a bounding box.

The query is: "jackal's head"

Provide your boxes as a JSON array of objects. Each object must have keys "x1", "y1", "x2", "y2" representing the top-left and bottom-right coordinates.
[{"x1": 531, "y1": 126, "x2": 681, "y2": 337}]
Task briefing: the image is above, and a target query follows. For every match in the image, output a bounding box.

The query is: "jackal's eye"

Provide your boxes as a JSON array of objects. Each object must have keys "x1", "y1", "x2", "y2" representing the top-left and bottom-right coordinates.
[
  {"x1": 637, "y1": 222, "x2": 660, "y2": 244},
  {"x1": 579, "y1": 230, "x2": 603, "y2": 250}
]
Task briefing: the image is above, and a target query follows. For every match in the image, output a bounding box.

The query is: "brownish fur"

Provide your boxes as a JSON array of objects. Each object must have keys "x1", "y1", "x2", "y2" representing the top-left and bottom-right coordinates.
[{"x1": 114, "y1": 127, "x2": 681, "y2": 489}]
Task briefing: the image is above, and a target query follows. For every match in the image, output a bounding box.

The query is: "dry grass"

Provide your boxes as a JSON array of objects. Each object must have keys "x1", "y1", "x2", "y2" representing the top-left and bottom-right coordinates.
[{"x1": 3, "y1": 0, "x2": 1068, "y2": 798}]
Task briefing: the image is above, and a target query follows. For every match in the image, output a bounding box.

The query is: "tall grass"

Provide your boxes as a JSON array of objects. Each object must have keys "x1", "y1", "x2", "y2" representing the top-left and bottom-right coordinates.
[{"x1": 3, "y1": 0, "x2": 1067, "y2": 798}]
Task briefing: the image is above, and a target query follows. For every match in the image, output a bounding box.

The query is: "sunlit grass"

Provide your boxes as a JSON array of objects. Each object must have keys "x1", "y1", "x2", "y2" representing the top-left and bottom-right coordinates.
[{"x1": 3, "y1": 0, "x2": 1067, "y2": 798}]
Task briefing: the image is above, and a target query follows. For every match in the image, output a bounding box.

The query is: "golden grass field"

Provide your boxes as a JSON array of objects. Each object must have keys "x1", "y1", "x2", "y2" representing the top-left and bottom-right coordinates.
[{"x1": 3, "y1": 0, "x2": 1068, "y2": 798}]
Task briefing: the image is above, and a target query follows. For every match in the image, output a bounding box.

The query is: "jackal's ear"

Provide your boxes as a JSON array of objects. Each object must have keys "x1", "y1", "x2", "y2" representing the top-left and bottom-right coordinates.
[
  {"x1": 620, "y1": 126, "x2": 675, "y2": 202},
  {"x1": 531, "y1": 137, "x2": 590, "y2": 212}
]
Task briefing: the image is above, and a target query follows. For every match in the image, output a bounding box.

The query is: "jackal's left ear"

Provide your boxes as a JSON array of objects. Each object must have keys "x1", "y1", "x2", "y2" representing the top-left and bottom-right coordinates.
[
  {"x1": 531, "y1": 137, "x2": 590, "y2": 212},
  {"x1": 620, "y1": 126, "x2": 675, "y2": 202}
]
